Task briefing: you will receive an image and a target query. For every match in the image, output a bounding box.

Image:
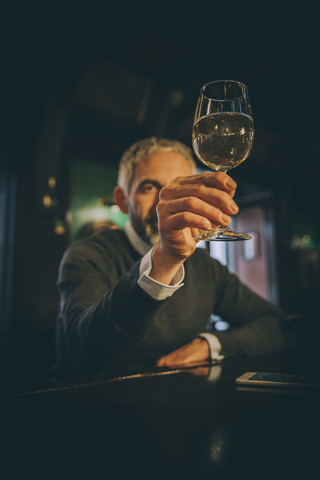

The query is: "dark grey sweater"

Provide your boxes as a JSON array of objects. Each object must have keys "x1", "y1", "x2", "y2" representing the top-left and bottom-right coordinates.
[{"x1": 54, "y1": 228, "x2": 296, "y2": 378}]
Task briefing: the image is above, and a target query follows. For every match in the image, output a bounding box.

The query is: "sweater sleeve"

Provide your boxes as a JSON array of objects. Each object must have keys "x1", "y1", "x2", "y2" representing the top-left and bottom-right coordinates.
[
  {"x1": 57, "y1": 240, "x2": 167, "y2": 376},
  {"x1": 210, "y1": 261, "x2": 298, "y2": 357}
]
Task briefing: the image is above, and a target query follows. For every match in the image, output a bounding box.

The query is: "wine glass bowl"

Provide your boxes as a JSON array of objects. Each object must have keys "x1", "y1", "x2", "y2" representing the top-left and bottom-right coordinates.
[{"x1": 192, "y1": 80, "x2": 254, "y2": 241}]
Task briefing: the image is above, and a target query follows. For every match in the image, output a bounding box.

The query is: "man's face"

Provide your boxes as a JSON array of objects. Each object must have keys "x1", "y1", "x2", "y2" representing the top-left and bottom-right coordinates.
[{"x1": 126, "y1": 151, "x2": 193, "y2": 245}]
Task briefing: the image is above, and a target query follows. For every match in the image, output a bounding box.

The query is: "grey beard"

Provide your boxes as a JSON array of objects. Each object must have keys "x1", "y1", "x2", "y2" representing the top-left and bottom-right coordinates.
[
  {"x1": 131, "y1": 211, "x2": 160, "y2": 246},
  {"x1": 144, "y1": 224, "x2": 160, "y2": 246}
]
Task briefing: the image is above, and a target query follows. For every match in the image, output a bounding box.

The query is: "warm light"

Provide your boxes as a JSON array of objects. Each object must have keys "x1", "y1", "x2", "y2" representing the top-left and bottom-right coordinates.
[
  {"x1": 43, "y1": 195, "x2": 52, "y2": 207},
  {"x1": 54, "y1": 218, "x2": 66, "y2": 235},
  {"x1": 54, "y1": 222, "x2": 66, "y2": 235},
  {"x1": 48, "y1": 176, "x2": 56, "y2": 188},
  {"x1": 302, "y1": 234, "x2": 311, "y2": 245},
  {"x1": 42, "y1": 195, "x2": 58, "y2": 208}
]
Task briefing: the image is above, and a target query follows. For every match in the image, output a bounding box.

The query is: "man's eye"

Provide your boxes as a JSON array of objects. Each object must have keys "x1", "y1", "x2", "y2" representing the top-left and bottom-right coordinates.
[{"x1": 141, "y1": 184, "x2": 156, "y2": 193}]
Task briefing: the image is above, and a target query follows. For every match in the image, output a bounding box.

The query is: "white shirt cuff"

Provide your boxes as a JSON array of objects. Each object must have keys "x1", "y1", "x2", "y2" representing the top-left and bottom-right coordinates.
[
  {"x1": 137, "y1": 248, "x2": 184, "y2": 300},
  {"x1": 197, "y1": 332, "x2": 225, "y2": 361}
]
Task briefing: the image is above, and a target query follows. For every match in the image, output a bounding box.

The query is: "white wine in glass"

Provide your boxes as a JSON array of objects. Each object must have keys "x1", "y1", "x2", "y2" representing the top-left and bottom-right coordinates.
[{"x1": 192, "y1": 80, "x2": 254, "y2": 241}]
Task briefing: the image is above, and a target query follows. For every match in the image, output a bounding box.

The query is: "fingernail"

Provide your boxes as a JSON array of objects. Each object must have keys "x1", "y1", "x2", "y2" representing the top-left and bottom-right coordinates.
[
  {"x1": 225, "y1": 178, "x2": 237, "y2": 189},
  {"x1": 220, "y1": 213, "x2": 231, "y2": 224},
  {"x1": 229, "y1": 202, "x2": 239, "y2": 213}
]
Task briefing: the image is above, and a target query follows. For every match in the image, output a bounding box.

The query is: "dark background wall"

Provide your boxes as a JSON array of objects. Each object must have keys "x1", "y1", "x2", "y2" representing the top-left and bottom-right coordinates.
[{"x1": 1, "y1": 6, "x2": 319, "y2": 390}]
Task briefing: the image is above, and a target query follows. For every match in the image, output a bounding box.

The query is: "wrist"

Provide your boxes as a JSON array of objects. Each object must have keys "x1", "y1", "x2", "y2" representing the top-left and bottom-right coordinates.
[{"x1": 150, "y1": 243, "x2": 186, "y2": 285}]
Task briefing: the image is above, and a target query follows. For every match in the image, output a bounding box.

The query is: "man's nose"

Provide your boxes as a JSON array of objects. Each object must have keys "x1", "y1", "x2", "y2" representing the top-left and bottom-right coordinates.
[{"x1": 152, "y1": 189, "x2": 161, "y2": 207}]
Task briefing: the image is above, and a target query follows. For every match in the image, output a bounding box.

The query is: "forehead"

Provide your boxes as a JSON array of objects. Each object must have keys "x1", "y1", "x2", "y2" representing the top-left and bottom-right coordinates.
[{"x1": 131, "y1": 151, "x2": 193, "y2": 187}]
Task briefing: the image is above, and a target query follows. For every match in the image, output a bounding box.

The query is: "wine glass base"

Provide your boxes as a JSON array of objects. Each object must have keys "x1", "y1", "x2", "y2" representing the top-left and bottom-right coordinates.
[{"x1": 195, "y1": 227, "x2": 252, "y2": 242}]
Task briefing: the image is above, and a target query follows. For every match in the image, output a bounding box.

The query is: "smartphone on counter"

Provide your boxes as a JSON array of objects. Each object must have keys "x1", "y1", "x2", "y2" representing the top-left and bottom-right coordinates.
[{"x1": 235, "y1": 372, "x2": 320, "y2": 390}]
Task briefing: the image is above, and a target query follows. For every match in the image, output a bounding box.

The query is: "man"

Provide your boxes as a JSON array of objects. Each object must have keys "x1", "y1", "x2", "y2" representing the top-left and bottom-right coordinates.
[{"x1": 54, "y1": 137, "x2": 297, "y2": 379}]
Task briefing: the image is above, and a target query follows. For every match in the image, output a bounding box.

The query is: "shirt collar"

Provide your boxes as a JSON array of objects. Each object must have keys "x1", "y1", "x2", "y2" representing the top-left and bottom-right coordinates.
[{"x1": 124, "y1": 220, "x2": 152, "y2": 256}]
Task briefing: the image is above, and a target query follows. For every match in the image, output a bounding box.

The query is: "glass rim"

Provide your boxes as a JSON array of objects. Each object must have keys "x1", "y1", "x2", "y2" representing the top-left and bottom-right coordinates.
[{"x1": 200, "y1": 80, "x2": 248, "y2": 101}]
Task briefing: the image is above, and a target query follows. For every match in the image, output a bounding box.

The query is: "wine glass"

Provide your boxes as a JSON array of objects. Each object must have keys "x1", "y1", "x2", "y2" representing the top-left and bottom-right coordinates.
[{"x1": 192, "y1": 80, "x2": 254, "y2": 241}]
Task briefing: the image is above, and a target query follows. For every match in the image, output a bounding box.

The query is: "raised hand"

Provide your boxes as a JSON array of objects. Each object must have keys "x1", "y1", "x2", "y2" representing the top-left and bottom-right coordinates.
[{"x1": 150, "y1": 171, "x2": 238, "y2": 284}]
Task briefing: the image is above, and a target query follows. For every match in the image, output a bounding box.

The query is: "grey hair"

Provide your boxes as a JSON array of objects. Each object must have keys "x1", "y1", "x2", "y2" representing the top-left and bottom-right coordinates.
[{"x1": 117, "y1": 137, "x2": 197, "y2": 196}]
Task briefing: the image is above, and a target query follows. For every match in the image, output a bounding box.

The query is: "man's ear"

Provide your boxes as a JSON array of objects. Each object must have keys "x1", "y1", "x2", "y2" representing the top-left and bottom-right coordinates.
[{"x1": 113, "y1": 186, "x2": 128, "y2": 214}]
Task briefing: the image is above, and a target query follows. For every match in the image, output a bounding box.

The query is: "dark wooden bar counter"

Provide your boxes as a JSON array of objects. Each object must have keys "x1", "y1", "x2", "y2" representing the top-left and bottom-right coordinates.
[{"x1": 1, "y1": 351, "x2": 319, "y2": 480}]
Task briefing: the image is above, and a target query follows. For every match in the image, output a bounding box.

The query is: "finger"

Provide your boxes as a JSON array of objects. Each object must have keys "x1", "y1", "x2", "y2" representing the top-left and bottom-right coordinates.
[
  {"x1": 156, "y1": 351, "x2": 191, "y2": 367},
  {"x1": 156, "y1": 355, "x2": 174, "y2": 367},
  {"x1": 162, "y1": 211, "x2": 230, "y2": 233},
  {"x1": 156, "y1": 341, "x2": 209, "y2": 367},
  {"x1": 158, "y1": 197, "x2": 232, "y2": 228},
  {"x1": 159, "y1": 186, "x2": 239, "y2": 216},
  {"x1": 156, "y1": 348, "x2": 180, "y2": 367},
  {"x1": 173, "y1": 171, "x2": 237, "y2": 193}
]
